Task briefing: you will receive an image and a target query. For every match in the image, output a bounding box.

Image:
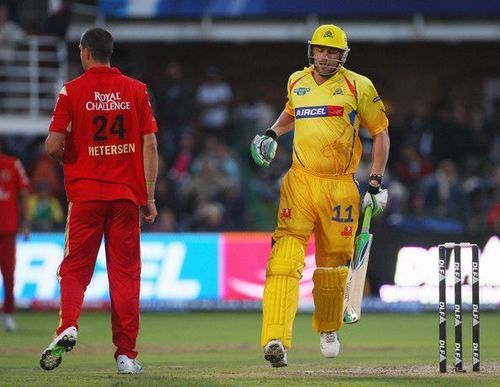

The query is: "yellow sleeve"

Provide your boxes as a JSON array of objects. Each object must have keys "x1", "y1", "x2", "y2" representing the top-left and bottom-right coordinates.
[
  {"x1": 284, "y1": 74, "x2": 294, "y2": 116},
  {"x1": 50, "y1": 198, "x2": 64, "y2": 223},
  {"x1": 27, "y1": 196, "x2": 36, "y2": 221},
  {"x1": 357, "y1": 78, "x2": 389, "y2": 136}
]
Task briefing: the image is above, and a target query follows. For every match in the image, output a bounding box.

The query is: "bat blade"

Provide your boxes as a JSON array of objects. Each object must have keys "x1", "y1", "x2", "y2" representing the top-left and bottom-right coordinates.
[{"x1": 343, "y1": 206, "x2": 374, "y2": 324}]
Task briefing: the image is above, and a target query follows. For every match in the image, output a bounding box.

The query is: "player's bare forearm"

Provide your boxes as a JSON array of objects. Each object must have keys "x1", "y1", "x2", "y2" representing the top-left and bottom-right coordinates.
[
  {"x1": 142, "y1": 133, "x2": 158, "y2": 200},
  {"x1": 269, "y1": 110, "x2": 295, "y2": 137},
  {"x1": 142, "y1": 133, "x2": 158, "y2": 224},
  {"x1": 45, "y1": 132, "x2": 66, "y2": 162},
  {"x1": 370, "y1": 129, "x2": 390, "y2": 176}
]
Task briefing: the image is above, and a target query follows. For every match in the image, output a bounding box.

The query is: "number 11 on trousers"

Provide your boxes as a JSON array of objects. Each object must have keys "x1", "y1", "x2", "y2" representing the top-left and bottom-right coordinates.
[{"x1": 343, "y1": 206, "x2": 373, "y2": 324}]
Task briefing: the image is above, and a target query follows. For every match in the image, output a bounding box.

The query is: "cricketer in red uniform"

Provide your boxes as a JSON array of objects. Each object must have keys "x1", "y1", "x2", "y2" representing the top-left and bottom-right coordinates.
[
  {"x1": 40, "y1": 28, "x2": 158, "y2": 374},
  {"x1": 0, "y1": 142, "x2": 29, "y2": 332}
]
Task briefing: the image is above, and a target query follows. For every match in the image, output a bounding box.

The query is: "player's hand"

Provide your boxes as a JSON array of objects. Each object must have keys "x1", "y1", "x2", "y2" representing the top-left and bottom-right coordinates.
[
  {"x1": 142, "y1": 201, "x2": 157, "y2": 223},
  {"x1": 362, "y1": 185, "x2": 388, "y2": 217},
  {"x1": 250, "y1": 129, "x2": 278, "y2": 167}
]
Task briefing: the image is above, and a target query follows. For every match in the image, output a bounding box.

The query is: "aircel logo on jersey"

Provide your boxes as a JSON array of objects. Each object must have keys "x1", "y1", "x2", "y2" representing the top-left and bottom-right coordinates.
[
  {"x1": 295, "y1": 105, "x2": 344, "y2": 119},
  {"x1": 85, "y1": 92, "x2": 131, "y2": 111}
]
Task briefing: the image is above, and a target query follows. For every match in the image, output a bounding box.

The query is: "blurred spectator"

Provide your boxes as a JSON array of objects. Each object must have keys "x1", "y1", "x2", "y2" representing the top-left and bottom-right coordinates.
[
  {"x1": 419, "y1": 159, "x2": 470, "y2": 221},
  {"x1": 154, "y1": 175, "x2": 179, "y2": 217},
  {"x1": 2, "y1": 135, "x2": 35, "y2": 164},
  {"x1": 221, "y1": 183, "x2": 247, "y2": 230},
  {"x1": 29, "y1": 142, "x2": 65, "y2": 202},
  {"x1": 196, "y1": 66, "x2": 233, "y2": 142},
  {"x1": 394, "y1": 143, "x2": 432, "y2": 213},
  {"x1": 169, "y1": 132, "x2": 195, "y2": 182},
  {"x1": 191, "y1": 202, "x2": 225, "y2": 232},
  {"x1": 486, "y1": 188, "x2": 500, "y2": 235},
  {"x1": 0, "y1": 4, "x2": 26, "y2": 64},
  {"x1": 233, "y1": 90, "x2": 276, "y2": 156},
  {"x1": 154, "y1": 62, "x2": 195, "y2": 163},
  {"x1": 403, "y1": 100, "x2": 433, "y2": 159},
  {"x1": 213, "y1": 142, "x2": 241, "y2": 185},
  {"x1": 431, "y1": 102, "x2": 468, "y2": 167},
  {"x1": 43, "y1": 0, "x2": 73, "y2": 39},
  {"x1": 464, "y1": 108, "x2": 491, "y2": 168},
  {"x1": 28, "y1": 181, "x2": 64, "y2": 231},
  {"x1": 180, "y1": 157, "x2": 230, "y2": 228},
  {"x1": 395, "y1": 144, "x2": 433, "y2": 185}
]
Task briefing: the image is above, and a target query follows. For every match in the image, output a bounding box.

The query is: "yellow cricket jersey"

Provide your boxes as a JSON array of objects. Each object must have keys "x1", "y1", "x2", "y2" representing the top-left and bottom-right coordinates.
[{"x1": 284, "y1": 66, "x2": 388, "y2": 176}]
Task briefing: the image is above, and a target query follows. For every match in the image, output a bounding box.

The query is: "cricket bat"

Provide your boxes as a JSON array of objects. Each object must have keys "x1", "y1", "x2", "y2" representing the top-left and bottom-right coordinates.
[{"x1": 343, "y1": 205, "x2": 373, "y2": 324}]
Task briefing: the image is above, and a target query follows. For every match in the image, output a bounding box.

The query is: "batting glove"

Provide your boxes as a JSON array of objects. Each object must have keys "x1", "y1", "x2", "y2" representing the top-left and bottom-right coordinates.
[
  {"x1": 362, "y1": 183, "x2": 388, "y2": 217},
  {"x1": 250, "y1": 129, "x2": 278, "y2": 167}
]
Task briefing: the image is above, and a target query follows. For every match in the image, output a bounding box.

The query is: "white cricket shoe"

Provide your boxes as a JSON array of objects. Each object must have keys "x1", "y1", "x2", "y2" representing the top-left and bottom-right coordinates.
[
  {"x1": 264, "y1": 339, "x2": 288, "y2": 367},
  {"x1": 117, "y1": 355, "x2": 143, "y2": 374},
  {"x1": 40, "y1": 326, "x2": 77, "y2": 371},
  {"x1": 4, "y1": 314, "x2": 16, "y2": 332},
  {"x1": 320, "y1": 331, "x2": 340, "y2": 358}
]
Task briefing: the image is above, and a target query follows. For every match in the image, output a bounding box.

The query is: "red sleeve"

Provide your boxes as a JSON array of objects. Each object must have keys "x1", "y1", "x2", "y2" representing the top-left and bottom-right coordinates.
[
  {"x1": 49, "y1": 87, "x2": 72, "y2": 133},
  {"x1": 14, "y1": 159, "x2": 30, "y2": 190},
  {"x1": 140, "y1": 89, "x2": 158, "y2": 135}
]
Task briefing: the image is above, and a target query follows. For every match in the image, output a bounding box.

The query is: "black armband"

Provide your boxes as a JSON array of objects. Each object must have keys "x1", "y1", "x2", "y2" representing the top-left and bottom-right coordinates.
[
  {"x1": 368, "y1": 183, "x2": 381, "y2": 195},
  {"x1": 369, "y1": 174, "x2": 383, "y2": 186},
  {"x1": 265, "y1": 128, "x2": 278, "y2": 141},
  {"x1": 368, "y1": 174, "x2": 383, "y2": 194}
]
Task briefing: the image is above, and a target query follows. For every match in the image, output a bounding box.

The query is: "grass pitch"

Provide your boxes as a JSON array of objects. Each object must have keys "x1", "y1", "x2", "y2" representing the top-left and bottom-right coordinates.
[{"x1": 0, "y1": 311, "x2": 499, "y2": 386}]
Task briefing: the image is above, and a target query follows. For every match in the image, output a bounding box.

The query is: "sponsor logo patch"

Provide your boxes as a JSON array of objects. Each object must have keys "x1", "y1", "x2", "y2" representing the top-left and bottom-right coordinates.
[
  {"x1": 293, "y1": 87, "x2": 310, "y2": 96},
  {"x1": 341, "y1": 226, "x2": 353, "y2": 237},
  {"x1": 333, "y1": 88, "x2": 344, "y2": 95},
  {"x1": 295, "y1": 105, "x2": 344, "y2": 119},
  {"x1": 280, "y1": 208, "x2": 292, "y2": 219}
]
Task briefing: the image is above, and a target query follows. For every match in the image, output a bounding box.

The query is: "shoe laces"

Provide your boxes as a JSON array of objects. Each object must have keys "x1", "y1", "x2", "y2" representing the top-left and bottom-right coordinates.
[{"x1": 322, "y1": 332, "x2": 338, "y2": 343}]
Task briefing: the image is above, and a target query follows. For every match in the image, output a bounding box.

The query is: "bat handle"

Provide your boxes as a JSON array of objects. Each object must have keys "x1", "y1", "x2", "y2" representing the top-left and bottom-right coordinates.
[{"x1": 362, "y1": 206, "x2": 372, "y2": 232}]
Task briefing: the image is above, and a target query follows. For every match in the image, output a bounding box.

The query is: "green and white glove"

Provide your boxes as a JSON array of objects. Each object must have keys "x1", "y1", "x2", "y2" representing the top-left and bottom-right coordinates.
[
  {"x1": 362, "y1": 176, "x2": 388, "y2": 217},
  {"x1": 250, "y1": 129, "x2": 278, "y2": 167}
]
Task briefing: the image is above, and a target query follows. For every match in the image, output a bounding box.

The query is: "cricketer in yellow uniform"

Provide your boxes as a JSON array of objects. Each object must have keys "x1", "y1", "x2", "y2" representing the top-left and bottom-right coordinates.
[{"x1": 251, "y1": 24, "x2": 390, "y2": 367}]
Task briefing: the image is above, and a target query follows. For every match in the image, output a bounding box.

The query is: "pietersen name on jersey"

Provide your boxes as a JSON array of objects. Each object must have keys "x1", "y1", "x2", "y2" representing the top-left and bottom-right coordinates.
[{"x1": 88, "y1": 143, "x2": 136, "y2": 156}]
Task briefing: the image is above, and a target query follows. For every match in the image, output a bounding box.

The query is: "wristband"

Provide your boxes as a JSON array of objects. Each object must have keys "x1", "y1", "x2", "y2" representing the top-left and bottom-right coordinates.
[
  {"x1": 146, "y1": 181, "x2": 156, "y2": 186},
  {"x1": 265, "y1": 128, "x2": 278, "y2": 141},
  {"x1": 147, "y1": 199, "x2": 155, "y2": 203},
  {"x1": 368, "y1": 182, "x2": 381, "y2": 195},
  {"x1": 369, "y1": 174, "x2": 383, "y2": 185}
]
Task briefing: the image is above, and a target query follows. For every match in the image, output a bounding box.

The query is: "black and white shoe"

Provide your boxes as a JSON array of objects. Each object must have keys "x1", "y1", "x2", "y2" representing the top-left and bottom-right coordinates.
[
  {"x1": 40, "y1": 326, "x2": 77, "y2": 371},
  {"x1": 264, "y1": 339, "x2": 288, "y2": 367}
]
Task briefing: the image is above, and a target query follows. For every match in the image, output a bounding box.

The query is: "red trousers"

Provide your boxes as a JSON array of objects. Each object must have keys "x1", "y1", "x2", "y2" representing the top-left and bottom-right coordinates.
[
  {"x1": 0, "y1": 233, "x2": 16, "y2": 314},
  {"x1": 57, "y1": 200, "x2": 141, "y2": 359}
]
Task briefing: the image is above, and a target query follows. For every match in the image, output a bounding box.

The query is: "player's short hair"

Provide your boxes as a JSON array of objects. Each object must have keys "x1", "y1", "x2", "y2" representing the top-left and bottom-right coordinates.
[{"x1": 80, "y1": 28, "x2": 113, "y2": 63}]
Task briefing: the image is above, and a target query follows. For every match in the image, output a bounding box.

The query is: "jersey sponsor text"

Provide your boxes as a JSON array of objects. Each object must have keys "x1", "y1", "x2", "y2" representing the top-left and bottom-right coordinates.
[
  {"x1": 295, "y1": 105, "x2": 344, "y2": 119},
  {"x1": 86, "y1": 91, "x2": 131, "y2": 111}
]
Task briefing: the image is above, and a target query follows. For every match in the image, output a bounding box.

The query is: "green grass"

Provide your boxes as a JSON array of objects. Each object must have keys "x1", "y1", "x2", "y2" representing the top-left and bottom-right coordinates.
[{"x1": 0, "y1": 311, "x2": 499, "y2": 386}]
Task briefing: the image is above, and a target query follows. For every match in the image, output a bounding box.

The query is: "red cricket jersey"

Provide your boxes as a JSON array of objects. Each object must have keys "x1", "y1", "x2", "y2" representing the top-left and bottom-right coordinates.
[
  {"x1": 0, "y1": 154, "x2": 30, "y2": 233},
  {"x1": 49, "y1": 66, "x2": 158, "y2": 205}
]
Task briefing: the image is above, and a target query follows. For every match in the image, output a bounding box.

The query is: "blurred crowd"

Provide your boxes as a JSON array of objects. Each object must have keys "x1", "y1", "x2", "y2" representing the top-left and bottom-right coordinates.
[
  {"x1": 2, "y1": 59, "x2": 499, "y2": 236},
  {"x1": 0, "y1": 1, "x2": 498, "y2": 235}
]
